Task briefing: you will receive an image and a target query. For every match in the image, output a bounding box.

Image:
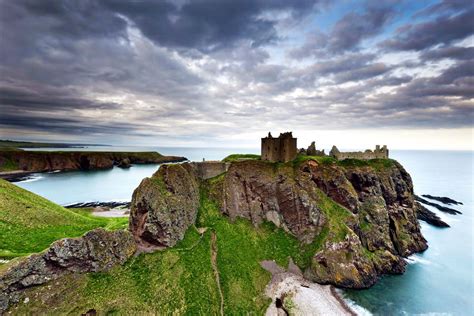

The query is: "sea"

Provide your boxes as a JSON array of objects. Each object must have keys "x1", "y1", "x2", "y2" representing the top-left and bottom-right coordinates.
[{"x1": 14, "y1": 147, "x2": 474, "y2": 315}]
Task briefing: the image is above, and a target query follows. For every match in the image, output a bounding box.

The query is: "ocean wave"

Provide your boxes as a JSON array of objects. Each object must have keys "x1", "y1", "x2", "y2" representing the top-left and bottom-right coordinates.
[
  {"x1": 17, "y1": 174, "x2": 43, "y2": 183},
  {"x1": 62, "y1": 199, "x2": 130, "y2": 207},
  {"x1": 336, "y1": 289, "x2": 373, "y2": 316},
  {"x1": 406, "y1": 254, "x2": 432, "y2": 265}
]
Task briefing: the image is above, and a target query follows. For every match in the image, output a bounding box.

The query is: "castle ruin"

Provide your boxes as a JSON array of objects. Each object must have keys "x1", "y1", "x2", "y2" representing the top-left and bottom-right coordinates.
[
  {"x1": 261, "y1": 132, "x2": 297, "y2": 162},
  {"x1": 329, "y1": 145, "x2": 389, "y2": 160}
]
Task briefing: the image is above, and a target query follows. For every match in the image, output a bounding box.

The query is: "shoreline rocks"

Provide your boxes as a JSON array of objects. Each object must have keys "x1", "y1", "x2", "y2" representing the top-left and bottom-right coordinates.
[{"x1": 415, "y1": 202, "x2": 450, "y2": 227}]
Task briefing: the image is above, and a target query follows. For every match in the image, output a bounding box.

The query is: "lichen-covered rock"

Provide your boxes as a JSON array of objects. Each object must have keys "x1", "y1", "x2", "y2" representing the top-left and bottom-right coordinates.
[
  {"x1": 45, "y1": 228, "x2": 136, "y2": 272},
  {"x1": 129, "y1": 163, "x2": 200, "y2": 248},
  {"x1": 0, "y1": 229, "x2": 136, "y2": 313}
]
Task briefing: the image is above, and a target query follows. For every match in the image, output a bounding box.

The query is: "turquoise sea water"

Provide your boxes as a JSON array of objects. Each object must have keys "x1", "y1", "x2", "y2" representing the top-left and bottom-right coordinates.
[{"x1": 15, "y1": 148, "x2": 474, "y2": 315}]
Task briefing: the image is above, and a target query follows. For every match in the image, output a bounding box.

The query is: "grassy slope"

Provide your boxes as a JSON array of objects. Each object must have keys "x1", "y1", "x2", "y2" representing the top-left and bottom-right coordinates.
[
  {"x1": 0, "y1": 179, "x2": 128, "y2": 259},
  {"x1": 9, "y1": 176, "x2": 353, "y2": 315}
]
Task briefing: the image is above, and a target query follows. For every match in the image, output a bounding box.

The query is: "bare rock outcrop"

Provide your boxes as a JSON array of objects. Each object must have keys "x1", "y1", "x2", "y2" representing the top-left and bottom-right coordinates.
[
  {"x1": 0, "y1": 229, "x2": 136, "y2": 313},
  {"x1": 129, "y1": 163, "x2": 200, "y2": 249},
  {"x1": 210, "y1": 159, "x2": 427, "y2": 288}
]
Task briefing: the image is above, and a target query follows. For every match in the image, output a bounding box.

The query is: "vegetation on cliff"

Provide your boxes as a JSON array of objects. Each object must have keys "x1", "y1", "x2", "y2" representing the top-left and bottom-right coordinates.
[
  {"x1": 7, "y1": 184, "x2": 333, "y2": 314},
  {"x1": 222, "y1": 153, "x2": 260, "y2": 162},
  {"x1": 0, "y1": 179, "x2": 127, "y2": 260},
  {"x1": 2, "y1": 155, "x2": 428, "y2": 314}
]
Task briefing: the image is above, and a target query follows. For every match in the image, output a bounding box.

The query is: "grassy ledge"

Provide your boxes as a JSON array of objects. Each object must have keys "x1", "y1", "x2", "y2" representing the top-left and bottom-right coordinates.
[{"x1": 222, "y1": 154, "x2": 260, "y2": 162}]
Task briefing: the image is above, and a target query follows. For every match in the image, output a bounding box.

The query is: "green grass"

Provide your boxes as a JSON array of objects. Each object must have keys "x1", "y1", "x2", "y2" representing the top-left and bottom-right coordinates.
[
  {"x1": 9, "y1": 182, "x2": 351, "y2": 314},
  {"x1": 5, "y1": 165, "x2": 363, "y2": 314},
  {"x1": 293, "y1": 154, "x2": 395, "y2": 172},
  {"x1": 0, "y1": 179, "x2": 128, "y2": 259},
  {"x1": 293, "y1": 154, "x2": 337, "y2": 167},
  {"x1": 0, "y1": 157, "x2": 19, "y2": 171},
  {"x1": 222, "y1": 154, "x2": 260, "y2": 162},
  {"x1": 338, "y1": 158, "x2": 395, "y2": 170}
]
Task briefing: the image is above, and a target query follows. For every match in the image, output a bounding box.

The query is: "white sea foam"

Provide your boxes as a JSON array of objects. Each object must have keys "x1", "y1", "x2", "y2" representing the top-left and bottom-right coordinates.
[
  {"x1": 337, "y1": 290, "x2": 373, "y2": 316},
  {"x1": 406, "y1": 254, "x2": 432, "y2": 265},
  {"x1": 18, "y1": 174, "x2": 43, "y2": 183},
  {"x1": 62, "y1": 199, "x2": 130, "y2": 207}
]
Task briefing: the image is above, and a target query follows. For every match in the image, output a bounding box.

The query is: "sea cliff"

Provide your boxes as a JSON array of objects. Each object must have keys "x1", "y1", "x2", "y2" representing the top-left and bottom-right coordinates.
[
  {"x1": 1, "y1": 155, "x2": 430, "y2": 313},
  {"x1": 0, "y1": 150, "x2": 187, "y2": 178},
  {"x1": 130, "y1": 157, "x2": 427, "y2": 289}
]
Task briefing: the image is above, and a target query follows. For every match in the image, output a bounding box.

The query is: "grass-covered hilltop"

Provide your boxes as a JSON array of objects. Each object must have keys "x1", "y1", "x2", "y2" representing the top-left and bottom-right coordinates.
[{"x1": 1, "y1": 153, "x2": 430, "y2": 314}]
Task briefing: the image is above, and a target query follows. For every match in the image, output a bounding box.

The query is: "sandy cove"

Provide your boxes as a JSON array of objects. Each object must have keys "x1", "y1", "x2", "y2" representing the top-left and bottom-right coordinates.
[{"x1": 261, "y1": 260, "x2": 355, "y2": 316}]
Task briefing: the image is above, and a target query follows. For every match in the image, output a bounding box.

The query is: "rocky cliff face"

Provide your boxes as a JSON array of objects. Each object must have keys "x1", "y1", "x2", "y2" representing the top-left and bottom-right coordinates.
[
  {"x1": 210, "y1": 159, "x2": 427, "y2": 288},
  {"x1": 0, "y1": 150, "x2": 186, "y2": 174},
  {"x1": 129, "y1": 163, "x2": 200, "y2": 249},
  {"x1": 0, "y1": 229, "x2": 136, "y2": 312}
]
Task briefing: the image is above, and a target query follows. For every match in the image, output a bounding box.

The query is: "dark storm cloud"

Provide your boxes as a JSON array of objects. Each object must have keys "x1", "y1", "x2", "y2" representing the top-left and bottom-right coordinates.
[
  {"x1": 381, "y1": 8, "x2": 474, "y2": 51},
  {"x1": 103, "y1": 0, "x2": 322, "y2": 52},
  {"x1": 0, "y1": 86, "x2": 121, "y2": 111}
]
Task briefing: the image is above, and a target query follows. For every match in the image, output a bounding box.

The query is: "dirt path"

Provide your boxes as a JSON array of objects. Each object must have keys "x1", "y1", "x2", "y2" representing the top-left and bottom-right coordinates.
[{"x1": 211, "y1": 231, "x2": 224, "y2": 316}]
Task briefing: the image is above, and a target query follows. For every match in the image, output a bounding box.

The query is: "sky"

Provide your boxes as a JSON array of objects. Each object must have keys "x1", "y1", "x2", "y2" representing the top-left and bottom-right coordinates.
[{"x1": 0, "y1": 0, "x2": 473, "y2": 150}]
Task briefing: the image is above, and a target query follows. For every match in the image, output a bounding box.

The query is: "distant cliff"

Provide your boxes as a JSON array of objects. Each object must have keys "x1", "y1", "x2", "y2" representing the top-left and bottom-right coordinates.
[{"x1": 0, "y1": 150, "x2": 187, "y2": 175}]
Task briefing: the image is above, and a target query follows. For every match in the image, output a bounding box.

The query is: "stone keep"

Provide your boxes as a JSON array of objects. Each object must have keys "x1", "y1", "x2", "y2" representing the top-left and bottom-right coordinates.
[{"x1": 261, "y1": 132, "x2": 297, "y2": 162}]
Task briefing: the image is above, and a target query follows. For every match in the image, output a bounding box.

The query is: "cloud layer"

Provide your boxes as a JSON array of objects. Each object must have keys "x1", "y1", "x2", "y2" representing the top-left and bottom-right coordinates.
[{"x1": 0, "y1": 0, "x2": 472, "y2": 146}]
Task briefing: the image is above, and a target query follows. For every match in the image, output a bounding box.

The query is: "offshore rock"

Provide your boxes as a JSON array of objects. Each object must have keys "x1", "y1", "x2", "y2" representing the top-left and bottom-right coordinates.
[
  {"x1": 415, "y1": 202, "x2": 449, "y2": 227},
  {"x1": 421, "y1": 194, "x2": 462, "y2": 205},
  {"x1": 129, "y1": 163, "x2": 200, "y2": 248},
  {"x1": 0, "y1": 229, "x2": 136, "y2": 313},
  {"x1": 415, "y1": 195, "x2": 462, "y2": 215}
]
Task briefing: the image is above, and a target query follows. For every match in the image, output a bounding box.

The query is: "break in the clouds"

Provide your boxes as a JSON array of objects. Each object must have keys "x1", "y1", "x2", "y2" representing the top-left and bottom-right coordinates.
[{"x1": 0, "y1": 0, "x2": 473, "y2": 148}]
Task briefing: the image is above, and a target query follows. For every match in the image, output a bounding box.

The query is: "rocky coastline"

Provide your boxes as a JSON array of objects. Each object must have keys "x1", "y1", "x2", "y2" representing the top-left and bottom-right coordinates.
[
  {"x1": 0, "y1": 150, "x2": 187, "y2": 181},
  {"x1": 1, "y1": 156, "x2": 448, "y2": 313},
  {"x1": 129, "y1": 158, "x2": 428, "y2": 289}
]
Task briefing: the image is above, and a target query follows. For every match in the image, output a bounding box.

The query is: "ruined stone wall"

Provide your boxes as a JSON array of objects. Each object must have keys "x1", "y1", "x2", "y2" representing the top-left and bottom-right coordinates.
[
  {"x1": 191, "y1": 161, "x2": 230, "y2": 180},
  {"x1": 334, "y1": 151, "x2": 387, "y2": 160},
  {"x1": 330, "y1": 145, "x2": 389, "y2": 160}
]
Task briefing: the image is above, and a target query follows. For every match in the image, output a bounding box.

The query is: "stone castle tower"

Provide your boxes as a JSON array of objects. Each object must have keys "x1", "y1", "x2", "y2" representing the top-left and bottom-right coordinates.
[{"x1": 261, "y1": 132, "x2": 297, "y2": 162}]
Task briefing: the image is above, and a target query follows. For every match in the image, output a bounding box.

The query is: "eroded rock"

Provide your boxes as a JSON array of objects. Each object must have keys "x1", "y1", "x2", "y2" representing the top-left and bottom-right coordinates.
[{"x1": 129, "y1": 163, "x2": 200, "y2": 249}]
